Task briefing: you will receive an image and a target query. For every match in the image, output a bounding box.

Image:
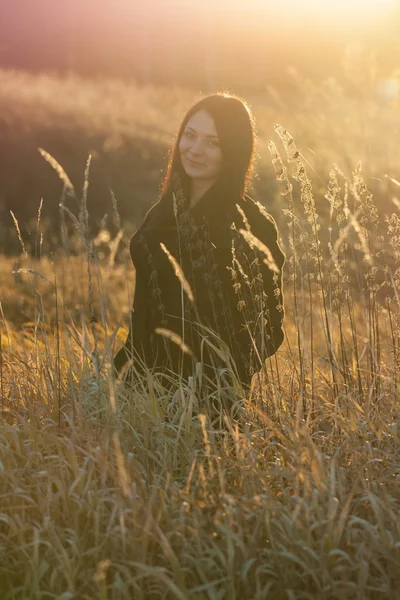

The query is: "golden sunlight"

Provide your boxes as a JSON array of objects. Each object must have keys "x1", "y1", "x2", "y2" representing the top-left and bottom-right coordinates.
[
  {"x1": 241, "y1": 0, "x2": 396, "y2": 20},
  {"x1": 293, "y1": 0, "x2": 394, "y2": 15},
  {"x1": 151, "y1": 0, "x2": 398, "y2": 36},
  {"x1": 121, "y1": 0, "x2": 397, "y2": 20}
]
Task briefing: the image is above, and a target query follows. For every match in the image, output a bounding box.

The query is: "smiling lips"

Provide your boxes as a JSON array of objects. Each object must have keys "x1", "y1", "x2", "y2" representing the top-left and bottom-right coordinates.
[{"x1": 186, "y1": 157, "x2": 205, "y2": 167}]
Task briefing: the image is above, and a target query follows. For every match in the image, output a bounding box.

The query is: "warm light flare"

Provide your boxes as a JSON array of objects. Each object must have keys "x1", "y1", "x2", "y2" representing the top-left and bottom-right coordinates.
[
  {"x1": 273, "y1": 0, "x2": 397, "y2": 20},
  {"x1": 211, "y1": 0, "x2": 397, "y2": 15},
  {"x1": 115, "y1": 0, "x2": 398, "y2": 21}
]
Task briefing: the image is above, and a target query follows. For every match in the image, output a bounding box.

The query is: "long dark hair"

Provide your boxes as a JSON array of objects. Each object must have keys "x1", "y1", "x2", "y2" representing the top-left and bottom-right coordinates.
[{"x1": 161, "y1": 93, "x2": 256, "y2": 201}]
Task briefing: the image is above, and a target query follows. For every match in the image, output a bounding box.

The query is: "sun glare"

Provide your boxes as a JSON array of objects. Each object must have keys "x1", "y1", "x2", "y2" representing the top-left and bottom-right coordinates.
[
  {"x1": 196, "y1": 0, "x2": 398, "y2": 33},
  {"x1": 253, "y1": 0, "x2": 397, "y2": 21}
]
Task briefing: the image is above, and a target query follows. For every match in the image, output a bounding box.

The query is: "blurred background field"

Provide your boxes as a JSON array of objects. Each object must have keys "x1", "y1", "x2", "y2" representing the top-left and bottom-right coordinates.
[
  {"x1": 1, "y1": 64, "x2": 400, "y2": 252},
  {"x1": 1, "y1": 60, "x2": 399, "y2": 328},
  {"x1": 1, "y1": 0, "x2": 400, "y2": 255},
  {"x1": 1, "y1": 1, "x2": 400, "y2": 598}
]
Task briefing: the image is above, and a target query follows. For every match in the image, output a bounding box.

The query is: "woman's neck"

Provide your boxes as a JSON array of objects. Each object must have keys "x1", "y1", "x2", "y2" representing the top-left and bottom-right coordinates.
[{"x1": 189, "y1": 179, "x2": 217, "y2": 208}]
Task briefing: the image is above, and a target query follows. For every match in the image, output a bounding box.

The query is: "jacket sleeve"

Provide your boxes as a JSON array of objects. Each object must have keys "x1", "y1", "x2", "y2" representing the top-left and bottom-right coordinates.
[
  {"x1": 113, "y1": 204, "x2": 161, "y2": 376},
  {"x1": 249, "y1": 203, "x2": 285, "y2": 356},
  {"x1": 113, "y1": 275, "x2": 151, "y2": 376}
]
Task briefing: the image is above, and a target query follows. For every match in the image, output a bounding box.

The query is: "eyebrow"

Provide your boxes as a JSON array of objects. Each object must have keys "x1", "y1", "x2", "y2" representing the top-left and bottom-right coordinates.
[{"x1": 185, "y1": 126, "x2": 219, "y2": 139}]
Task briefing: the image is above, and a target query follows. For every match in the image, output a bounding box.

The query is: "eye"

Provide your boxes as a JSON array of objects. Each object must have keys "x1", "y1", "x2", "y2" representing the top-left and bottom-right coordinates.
[
  {"x1": 208, "y1": 140, "x2": 220, "y2": 147},
  {"x1": 183, "y1": 131, "x2": 194, "y2": 139}
]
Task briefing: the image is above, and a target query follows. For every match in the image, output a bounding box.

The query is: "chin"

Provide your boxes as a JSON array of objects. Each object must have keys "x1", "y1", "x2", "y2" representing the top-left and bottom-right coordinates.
[{"x1": 184, "y1": 166, "x2": 203, "y2": 178}]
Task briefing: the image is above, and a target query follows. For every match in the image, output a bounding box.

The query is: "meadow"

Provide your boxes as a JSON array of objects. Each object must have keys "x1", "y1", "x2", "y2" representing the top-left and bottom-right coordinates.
[{"x1": 0, "y1": 67, "x2": 400, "y2": 599}]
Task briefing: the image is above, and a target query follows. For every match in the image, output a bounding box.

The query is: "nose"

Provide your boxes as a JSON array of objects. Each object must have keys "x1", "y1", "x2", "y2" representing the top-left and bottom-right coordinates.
[{"x1": 189, "y1": 138, "x2": 204, "y2": 155}]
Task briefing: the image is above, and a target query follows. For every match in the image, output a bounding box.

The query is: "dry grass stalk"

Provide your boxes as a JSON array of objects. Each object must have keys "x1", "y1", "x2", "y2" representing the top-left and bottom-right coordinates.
[
  {"x1": 155, "y1": 327, "x2": 193, "y2": 355},
  {"x1": 38, "y1": 147, "x2": 76, "y2": 198},
  {"x1": 160, "y1": 242, "x2": 194, "y2": 303}
]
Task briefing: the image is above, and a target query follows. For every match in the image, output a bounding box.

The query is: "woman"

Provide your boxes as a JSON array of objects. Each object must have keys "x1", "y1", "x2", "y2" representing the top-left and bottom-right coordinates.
[{"x1": 114, "y1": 93, "x2": 285, "y2": 389}]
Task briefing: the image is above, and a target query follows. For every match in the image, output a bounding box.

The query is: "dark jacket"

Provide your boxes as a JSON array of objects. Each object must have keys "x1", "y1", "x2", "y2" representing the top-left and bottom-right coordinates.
[{"x1": 114, "y1": 182, "x2": 285, "y2": 386}]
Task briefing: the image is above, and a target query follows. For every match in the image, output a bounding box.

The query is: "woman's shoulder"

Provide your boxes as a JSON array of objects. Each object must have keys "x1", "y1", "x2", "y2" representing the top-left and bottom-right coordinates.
[
  {"x1": 138, "y1": 200, "x2": 162, "y2": 230},
  {"x1": 129, "y1": 198, "x2": 164, "y2": 241},
  {"x1": 128, "y1": 201, "x2": 160, "y2": 257}
]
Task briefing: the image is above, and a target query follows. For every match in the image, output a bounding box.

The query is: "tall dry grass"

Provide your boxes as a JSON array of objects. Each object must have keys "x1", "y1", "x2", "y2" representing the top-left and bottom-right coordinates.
[{"x1": 1, "y1": 77, "x2": 400, "y2": 599}]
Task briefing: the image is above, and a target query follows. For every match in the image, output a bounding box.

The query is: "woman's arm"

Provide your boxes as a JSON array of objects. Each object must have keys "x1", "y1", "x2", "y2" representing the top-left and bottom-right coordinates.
[
  {"x1": 113, "y1": 276, "x2": 151, "y2": 376},
  {"x1": 228, "y1": 197, "x2": 285, "y2": 372},
  {"x1": 243, "y1": 197, "x2": 285, "y2": 351}
]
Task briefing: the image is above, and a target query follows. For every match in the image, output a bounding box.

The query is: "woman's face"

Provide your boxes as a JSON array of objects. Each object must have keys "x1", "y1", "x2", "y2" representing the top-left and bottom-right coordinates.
[{"x1": 179, "y1": 109, "x2": 223, "y2": 185}]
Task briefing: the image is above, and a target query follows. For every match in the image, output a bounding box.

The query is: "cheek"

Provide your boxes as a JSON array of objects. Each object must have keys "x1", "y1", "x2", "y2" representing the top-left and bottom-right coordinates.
[
  {"x1": 179, "y1": 138, "x2": 189, "y2": 154},
  {"x1": 212, "y1": 150, "x2": 223, "y2": 169}
]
